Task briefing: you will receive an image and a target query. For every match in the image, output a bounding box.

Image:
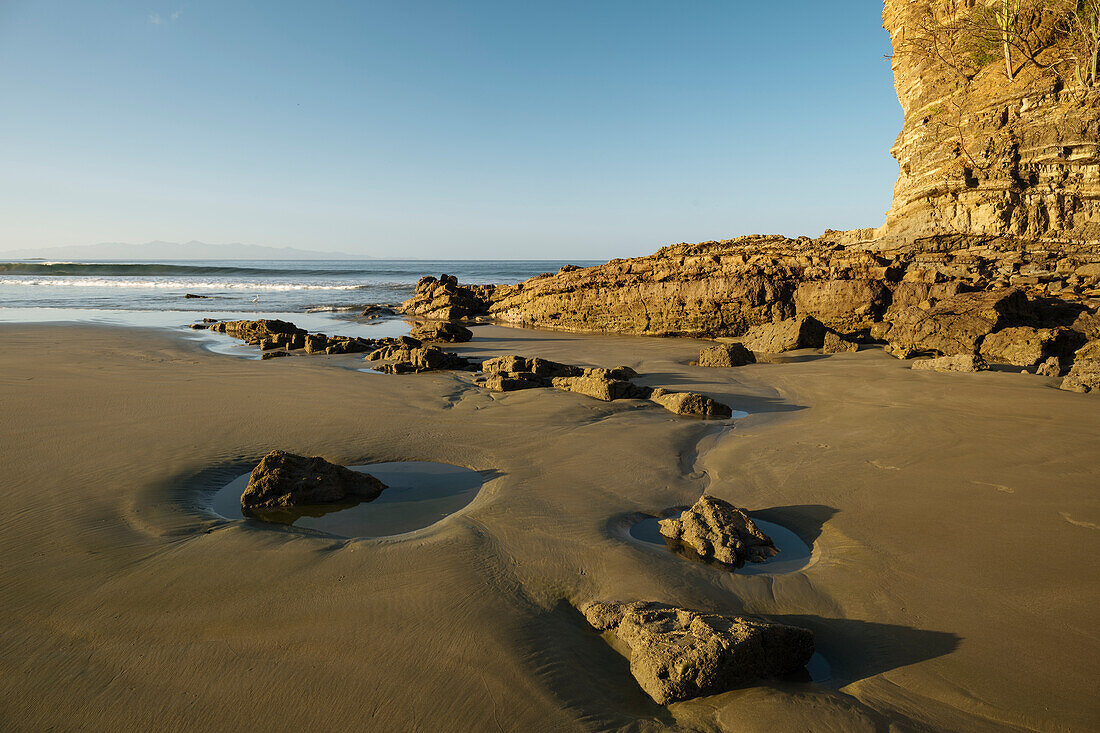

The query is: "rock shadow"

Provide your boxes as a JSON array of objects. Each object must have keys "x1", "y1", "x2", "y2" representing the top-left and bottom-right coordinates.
[
  {"x1": 769, "y1": 614, "x2": 961, "y2": 687},
  {"x1": 521, "y1": 600, "x2": 676, "y2": 729},
  {"x1": 750, "y1": 504, "x2": 839, "y2": 544}
]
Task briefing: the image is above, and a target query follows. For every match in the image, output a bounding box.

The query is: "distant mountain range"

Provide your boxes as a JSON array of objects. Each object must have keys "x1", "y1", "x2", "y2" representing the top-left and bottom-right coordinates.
[{"x1": 0, "y1": 240, "x2": 373, "y2": 260}]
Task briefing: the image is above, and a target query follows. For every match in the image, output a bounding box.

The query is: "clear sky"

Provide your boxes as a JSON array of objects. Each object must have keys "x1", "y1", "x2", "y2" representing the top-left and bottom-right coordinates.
[{"x1": 0, "y1": 1, "x2": 901, "y2": 259}]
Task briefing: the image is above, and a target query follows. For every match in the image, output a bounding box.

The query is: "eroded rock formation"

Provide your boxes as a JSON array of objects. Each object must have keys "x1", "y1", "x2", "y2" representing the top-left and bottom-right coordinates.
[
  {"x1": 240, "y1": 450, "x2": 386, "y2": 512},
  {"x1": 657, "y1": 496, "x2": 778, "y2": 565},
  {"x1": 582, "y1": 601, "x2": 814, "y2": 704}
]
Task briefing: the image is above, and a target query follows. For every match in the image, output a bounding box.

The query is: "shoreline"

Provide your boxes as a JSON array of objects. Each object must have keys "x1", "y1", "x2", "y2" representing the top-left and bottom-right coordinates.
[{"x1": 1, "y1": 321, "x2": 1096, "y2": 730}]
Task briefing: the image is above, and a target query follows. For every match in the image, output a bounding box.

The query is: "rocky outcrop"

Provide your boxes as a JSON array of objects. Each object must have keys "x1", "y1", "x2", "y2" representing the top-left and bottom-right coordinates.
[
  {"x1": 1060, "y1": 340, "x2": 1100, "y2": 392},
  {"x1": 199, "y1": 319, "x2": 378, "y2": 356},
  {"x1": 697, "y1": 343, "x2": 756, "y2": 367},
  {"x1": 881, "y1": 0, "x2": 1100, "y2": 243},
  {"x1": 880, "y1": 288, "x2": 1033, "y2": 357},
  {"x1": 409, "y1": 321, "x2": 473, "y2": 343},
  {"x1": 551, "y1": 375, "x2": 650, "y2": 402},
  {"x1": 979, "y1": 326, "x2": 1084, "y2": 368},
  {"x1": 240, "y1": 450, "x2": 386, "y2": 512},
  {"x1": 740, "y1": 316, "x2": 827, "y2": 353},
  {"x1": 365, "y1": 342, "x2": 473, "y2": 374},
  {"x1": 581, "y1": 601, "x2": 814, "y2": 704},
  {"x1": 658, "y1": 496, "x2": 777, "y2": 565},
  {"x1": 910, "y1": 354, "x2": 988, "y2": 373},
  {"x1": 402, "y1": 274, "x2": 496, "y2": 321}
]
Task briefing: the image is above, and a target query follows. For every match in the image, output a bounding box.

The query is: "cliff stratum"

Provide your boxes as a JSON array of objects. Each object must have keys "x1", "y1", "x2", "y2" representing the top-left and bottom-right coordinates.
[
  {"x1": 882, "y1": 0, "x2": 1100, "y2": 241},
  {"x1": 403, "y1": 1, "x2": 1100, "y2": 389}
]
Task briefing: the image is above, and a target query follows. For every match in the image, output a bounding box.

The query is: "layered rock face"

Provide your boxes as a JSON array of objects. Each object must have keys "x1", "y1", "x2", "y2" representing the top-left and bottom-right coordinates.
[{"x1": 881, "y1": 1, "x2": 1100, "y2": 242}]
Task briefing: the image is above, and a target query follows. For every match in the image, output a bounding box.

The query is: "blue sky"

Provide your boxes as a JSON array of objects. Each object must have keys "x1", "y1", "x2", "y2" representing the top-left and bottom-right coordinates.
[{"x1": 0, "y1": 1, "x2": 901, "y2": 259}]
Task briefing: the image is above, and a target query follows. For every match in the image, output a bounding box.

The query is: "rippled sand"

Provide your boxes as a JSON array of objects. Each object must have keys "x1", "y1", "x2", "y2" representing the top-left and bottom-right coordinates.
[{"x1": 1, "y1": 323, "x2": 1096, "y2": 731}]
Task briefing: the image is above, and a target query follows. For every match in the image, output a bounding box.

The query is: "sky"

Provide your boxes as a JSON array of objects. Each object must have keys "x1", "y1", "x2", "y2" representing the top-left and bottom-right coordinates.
[{"x1": 0, "y1": 1, "x2": 902, "y2": 260}]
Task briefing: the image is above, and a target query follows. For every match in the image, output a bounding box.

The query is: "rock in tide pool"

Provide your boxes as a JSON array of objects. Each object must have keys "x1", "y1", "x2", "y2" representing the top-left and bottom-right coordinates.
[
  {"x1": 582, "y1": 600, "x2": 814, "y2": 704},
  {"x1": 740, "y1": 316, "x2": 827, "y2": 353},
  {"x1": 697, "y1": 343, "x2": 756, "y2": 367},
  {"x1": 240, "y1": 450, "x2": 387, "y2": 512},
  {"x1": 910, "y1": 354, "x2": 988, "y2": 373},
  {"x1": 410, "y1": 321, "x2": 473, "y2": 343},
  {"x1": 648, "y1": 389, "x2": 732, "y2": 419},
  {"x1": 658, "y1": 495, "x2": 777, "y2": 565}
]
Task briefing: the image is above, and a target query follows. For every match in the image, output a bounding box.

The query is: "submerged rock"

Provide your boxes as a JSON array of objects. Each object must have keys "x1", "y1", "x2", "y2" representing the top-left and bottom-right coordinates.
[
  {"x1": 658, "y1": 495, "x2": 777, "y2": 565},
  {"x1": 910, "y1": 354, "x2": 989, "y2": 373},
  {"x1": 740, "y1": 316, "x2": 827, "y2": 353},
  {"x1": 697, "y1": 343, "x2": 756, "y2": 367},
  {"x1": 582, "y1": 600, "x2": 814, "y2": 705},
  {"x1": 240, "y1": 450, "x2": 387, "y2": 512},
  {"x1": 410, "y1": 321, "x2": 474, "y2": 343},
  {"x1": 648, "y1": 389, "x2": 733, "y2": 419}
]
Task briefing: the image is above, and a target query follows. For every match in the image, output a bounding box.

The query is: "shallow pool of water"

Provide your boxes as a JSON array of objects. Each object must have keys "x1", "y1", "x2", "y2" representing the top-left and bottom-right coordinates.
[
  {"x1": 209, "y1": 461, "x2": 485, "y2": 537},
  {"x1": 628, "y1": 515, "x2": 813, "y2": 575}
]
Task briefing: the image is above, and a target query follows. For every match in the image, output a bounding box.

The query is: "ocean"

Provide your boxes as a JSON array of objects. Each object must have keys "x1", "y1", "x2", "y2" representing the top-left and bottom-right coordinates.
[{"x1": 0, "y1": 258, "x2": 597, "y2": 344}]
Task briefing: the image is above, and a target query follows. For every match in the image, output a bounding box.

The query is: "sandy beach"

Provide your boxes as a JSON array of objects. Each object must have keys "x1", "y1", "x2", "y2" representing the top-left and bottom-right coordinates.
[{"x1": 1, "y1": 323, "x2": 1096, "y2": 731}]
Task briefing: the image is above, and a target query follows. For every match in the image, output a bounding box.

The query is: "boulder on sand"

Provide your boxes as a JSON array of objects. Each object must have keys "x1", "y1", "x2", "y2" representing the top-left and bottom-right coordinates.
[
  {"x1": 822, "y1": 331, "x2": 859, "y2": 353},
  {"x1": 240, "y1": 450, "x2": 386, "y2": 512},
  {"x1": 1060, "y1": 340, "x2": 1100, "y2": 393},
  {"x1": 551, "y1": 375, "x2": 649, "y2": 402},
  {"x1": 740, "y1": 316, "x2": 827, "y2": 353},
  {"x1": 697, "y1": 343, "x2": 756, "y2": 367},
  {"x1": 648, "y1": 388, "x2": 733, "y2": 419},
  {"x1": 978, "y1": 326, "x2": 1084, "y2": 368},
  {"x1": 883, "y1": 288, "x2": 1032, "y2": 358},
  {"x1": 658, "y1": 495, "x2": 777, "y2": 565},
  {"x1": 581, "y1": 600, "x2": 815, "y2": 705}
]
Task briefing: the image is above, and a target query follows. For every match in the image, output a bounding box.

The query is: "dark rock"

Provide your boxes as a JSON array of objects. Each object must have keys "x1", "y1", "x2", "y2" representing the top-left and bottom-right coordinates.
[
  {"x1": 658, "y1": 495, "x2": 777, "y2": 565},
  {"x1": 261, "y1": 351, "x2": 292, "y2": 360},
  {"x1": 582, "y1": 600, "x2": 814, "y2": 705},
  {"x1": 402, "y1": 275, "x2": 496, "y2": 321},
  {"x1": 698, "y1": 343, "x2": 756, "y2": 367},
  {"x1": 359, "y1": 305, "x2": 397, "y2": 319},
  {"x1": 240, "y1": 450, "x2": 386, "y2": 512},
  {"x1": 183, "y1": 293, "x2": 209, "y2": 299}
]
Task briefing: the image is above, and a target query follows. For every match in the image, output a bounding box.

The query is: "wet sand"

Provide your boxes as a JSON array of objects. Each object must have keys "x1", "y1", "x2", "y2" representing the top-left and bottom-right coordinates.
[{"x1": 1, "y1": 323, "x2": 1097, "y2": 731}]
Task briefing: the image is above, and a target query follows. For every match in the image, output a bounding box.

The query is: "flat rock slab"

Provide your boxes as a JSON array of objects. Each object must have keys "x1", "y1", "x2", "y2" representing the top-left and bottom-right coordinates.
[
  {"x1": 241, "y1": 450, "x2": 387, "y2": 512},
  {"x1": 582, "y1": 601, "x2": 814, "y2": 704}
]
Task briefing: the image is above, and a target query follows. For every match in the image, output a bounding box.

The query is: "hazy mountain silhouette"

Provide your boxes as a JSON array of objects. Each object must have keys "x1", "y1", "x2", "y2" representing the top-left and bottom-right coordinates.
[{"x1": 0, "y1": 240, "x2": 373, "y2": 260}]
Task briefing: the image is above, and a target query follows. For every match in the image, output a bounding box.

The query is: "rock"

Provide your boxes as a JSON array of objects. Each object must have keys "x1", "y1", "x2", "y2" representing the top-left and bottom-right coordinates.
[
  {"x1": 1060, "y1": 341, "x2": 1100, "y2": 393},
  {"x1": 581, "y1": 601, "x2": 814, "y2": 705},
  {"x1": 648, "y1": 388, "x2": 733, "y2": 419},
  {"x1": 370, "y1": 345, "x2": 472, "y2": 374},
  {"x1": 261, "y1": 351, "x2": 292, "y2": 360},
  {"x1": 183, "y1": 293, "x2": 209, "y2": 299},
  {"x1": 697, "y1": 343, "x2": 756, "y2": 367},
  {"x1": 482, "y1": 355, "x2": 584, "y2": 379},
  {"x1": 206, "y1": 319, "x2": 307, "y2": 343},
  {"x1": 657, "y1": 495, "x2": 777, "y2": 565},
  {"x1": 325, "y1": 337, "x2": 375, "y2": 355},
  {"x1": 303, "y1": 334, "x2": 331, "y2": 354},
  {"x1": 359, "y1": 305, "x2": 397, "y2": 319},
  {"x1": 401, "y1": 275, "x2": 496, "y2": 321},
  {"x1": 885, "y1": 288, "x2": 1033, "y2": 357},
  {"x1": 1071, "y1": 310, "x2": 1100, "y2": 340},
  {"x1": 409, "y1": 321, "x2": 474, "y2": 343},
  {"x1": 979, "y1": 327, "x2": 1084, "y2": 368},
  {"x1": 482, "y1": 372, "x2": 547, "y2": 392},
  {"x1": 793, "y1": 278, "x2": 890, "y2": 333},
  {"x1": 740, "y1": 316, "x2": 827, "y2": 353},
  {"x1": 822, "y1": 331, "x2": 859, "y2": 353},
  {"x1": 240, "y1": 450, "x2": 386, "y2": 512},
  {"x1": 551, "y1": 375, "x2": 649, "y2": 402},
  {"x1": 910, "y1": 354, "x2": 988, "y2": 373},
  {"x1": 1036, "y1": 357, "x2": 1062, "y2": 377}
]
